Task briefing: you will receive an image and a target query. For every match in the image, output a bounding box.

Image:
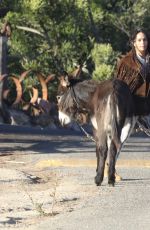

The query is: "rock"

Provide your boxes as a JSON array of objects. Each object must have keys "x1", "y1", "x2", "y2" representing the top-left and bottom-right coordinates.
[
  {"x1": 31, "y1": 113, "x2": 54, "y2": 127},
  {"x1": 8, "y1": 109, "x2": 31, "y2": 126}
]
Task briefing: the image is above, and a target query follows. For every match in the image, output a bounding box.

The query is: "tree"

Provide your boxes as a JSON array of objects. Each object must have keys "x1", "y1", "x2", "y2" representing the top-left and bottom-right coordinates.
[
  {"x1": 1, "y1": 0, "x2": 150, "y2": 91},
  {"x1": 1, "y1": 0, "x2": 98, "y2": 75},
  {"x1": 100, "y1": 0, "x2": 150, "y2": 51}
]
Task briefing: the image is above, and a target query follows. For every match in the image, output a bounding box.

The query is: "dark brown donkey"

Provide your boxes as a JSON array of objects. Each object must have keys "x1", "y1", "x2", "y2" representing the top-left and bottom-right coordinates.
[{"x1": 57, "y1": 75, "x2": 136, "y2": 186}]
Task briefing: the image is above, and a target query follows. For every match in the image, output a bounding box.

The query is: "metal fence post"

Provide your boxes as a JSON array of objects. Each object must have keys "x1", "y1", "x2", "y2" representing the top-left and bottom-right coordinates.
[{"x1": 0, "y1": 35, "x2": 7, "y2": 109}]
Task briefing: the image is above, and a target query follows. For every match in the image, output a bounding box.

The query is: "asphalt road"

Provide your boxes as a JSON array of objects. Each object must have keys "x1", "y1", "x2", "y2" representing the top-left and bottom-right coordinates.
[{"x1": 0, "y1": 124, "x2": 150, "y2": 230}]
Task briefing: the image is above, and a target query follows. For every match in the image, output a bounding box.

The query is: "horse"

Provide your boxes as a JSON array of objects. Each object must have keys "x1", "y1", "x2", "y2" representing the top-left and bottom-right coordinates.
[{"x1": 57, "y1": 74, "x2": 137, "y2": 186}]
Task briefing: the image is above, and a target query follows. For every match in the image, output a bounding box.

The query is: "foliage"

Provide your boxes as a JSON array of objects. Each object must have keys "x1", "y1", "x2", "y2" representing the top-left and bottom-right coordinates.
[
  {"x1": 100, "y1": 0, "x2": 150, "y2": 51},
  {"x1": 0, "y1": 0, "x2": 150, "y2": 101},
  {"x1": 2, "y1": 0, "x2": 97, "y2": 75},
  {"x1": 91, "y1": 43, "x2": 120, "y2": 81}
]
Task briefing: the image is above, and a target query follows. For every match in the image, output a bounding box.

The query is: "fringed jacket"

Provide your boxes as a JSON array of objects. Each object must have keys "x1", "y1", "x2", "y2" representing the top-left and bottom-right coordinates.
[{"x1": 116, "y1": 50, "x2": 150, "y2": 97}]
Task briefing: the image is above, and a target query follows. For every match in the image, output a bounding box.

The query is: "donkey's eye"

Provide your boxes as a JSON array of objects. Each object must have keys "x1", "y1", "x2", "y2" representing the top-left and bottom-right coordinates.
[{"x1": 57, "y1": 95, "x2": 61, "y2": 102}]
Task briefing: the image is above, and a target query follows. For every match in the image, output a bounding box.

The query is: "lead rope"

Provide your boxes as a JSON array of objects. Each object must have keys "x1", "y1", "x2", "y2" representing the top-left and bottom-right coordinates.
[
  {"x1": 77, "y1": 119, "x2": 150, "y2": 141},
  {"x1": 136, "y1": 120, "x2": 150, "y2": 137},
  {"x1": 78, "y1": 120, "x2": 150, "y2": 142},
  {"x1": 76, "y1": 122, "x2": 96, "y2": 143}
]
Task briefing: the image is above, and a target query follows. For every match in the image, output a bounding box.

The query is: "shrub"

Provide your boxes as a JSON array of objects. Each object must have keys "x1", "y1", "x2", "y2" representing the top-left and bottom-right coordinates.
[{"x1": 91, "y1": 43, "x2": 120, "y2": 81}]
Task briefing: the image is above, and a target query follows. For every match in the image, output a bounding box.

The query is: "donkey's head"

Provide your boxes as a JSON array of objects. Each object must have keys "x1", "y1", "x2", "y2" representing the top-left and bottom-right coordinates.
[
  {"x1": 57, "y1": 74, "x2": 88, "y2": 126},
  {"x1": 57, "y1": 74, "x2": 76, "y2": 126}
]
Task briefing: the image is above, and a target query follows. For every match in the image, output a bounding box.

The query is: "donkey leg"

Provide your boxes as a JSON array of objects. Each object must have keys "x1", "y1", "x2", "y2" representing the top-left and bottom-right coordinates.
[
  {"x1": 96, "y1": 146, "x2": 99, "y2": 172},
  {"x1": 105, "y1": 162, "x2": 122, "y2": 181},
  {"x1": 108, "y1": 141, "x2": 117, "y2": 186},
  {"x1": 114, "y1": 117, "x2": 137, "y2": 181},
  {"x1": 104, "y1": 138, "x2": 121, "y2": 180},
  {"x1": 115, "y1": 144, "x2": 122, "y2": 181},
  {"x1": 95, "y1": 143, "x2": 108, "y2": 186}
]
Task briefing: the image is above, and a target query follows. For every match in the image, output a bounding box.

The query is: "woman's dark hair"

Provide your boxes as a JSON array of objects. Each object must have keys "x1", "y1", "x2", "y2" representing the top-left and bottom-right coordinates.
[{"x1": 130, "y1": 28, "x2": 150, "y2": 53}]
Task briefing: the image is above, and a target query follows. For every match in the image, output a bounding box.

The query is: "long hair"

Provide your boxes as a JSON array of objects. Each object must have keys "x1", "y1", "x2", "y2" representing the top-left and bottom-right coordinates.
[{"x1": 129, "y1": 28, "x2": 150, "y2": 53}]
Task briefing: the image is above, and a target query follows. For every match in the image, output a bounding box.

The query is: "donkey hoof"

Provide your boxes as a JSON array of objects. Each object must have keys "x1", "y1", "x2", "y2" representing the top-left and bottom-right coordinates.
[
  {"x1": 108, "y1": 180, "x2": 115, "y2": 187},
  {"x1": 108, "y1": 183, "x2": 115, "y2": 187},
  {"x1": 95, "y1": 176, "x2": 102, "y2": 186}
]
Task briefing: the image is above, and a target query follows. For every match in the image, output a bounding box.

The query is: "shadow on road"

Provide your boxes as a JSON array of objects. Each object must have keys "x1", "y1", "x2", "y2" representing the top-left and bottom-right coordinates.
[
  {"x1": 0, "y1": 138, "x2": 95, "y2": 155},
  {"x1": 0, "y1": 124, "x2": 150, "y2": 155}
]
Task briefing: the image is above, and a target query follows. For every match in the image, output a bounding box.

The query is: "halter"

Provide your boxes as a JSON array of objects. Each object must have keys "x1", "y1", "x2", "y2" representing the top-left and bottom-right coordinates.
[
  {"x1": 69, "y1": 85, "x2": 96, "y2": 142},
  {"x1": 70, "y1": 85, "x2": 88, "y2": 113},
  {"x1": 70, "y1": 86, "x2": 80, "y2": 109}
]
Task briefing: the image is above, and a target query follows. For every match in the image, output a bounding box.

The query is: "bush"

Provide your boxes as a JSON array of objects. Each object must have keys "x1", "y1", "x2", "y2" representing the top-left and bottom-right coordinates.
[
  {"x1": 92, "y1": 63, "x2": 113, "y2": 81},
  {"x1": 91, "y1": 43, "x2": 120, "y2": 81}
]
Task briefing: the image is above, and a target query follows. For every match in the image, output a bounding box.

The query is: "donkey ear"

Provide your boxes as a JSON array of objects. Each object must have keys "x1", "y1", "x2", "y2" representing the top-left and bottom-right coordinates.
[{"x1": 60, "y1": 74, "x2": 70, "y2": 87}]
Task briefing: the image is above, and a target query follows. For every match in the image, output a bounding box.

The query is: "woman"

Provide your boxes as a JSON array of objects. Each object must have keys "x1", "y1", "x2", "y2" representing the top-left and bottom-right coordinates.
[{"x1": 116, "y1": 28, "x2": 150, "y2": 115}]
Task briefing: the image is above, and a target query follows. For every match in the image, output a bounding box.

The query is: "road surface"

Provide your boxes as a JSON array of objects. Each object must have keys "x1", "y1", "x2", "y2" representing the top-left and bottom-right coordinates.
[{"x1": 0, "y1": 124, "x2": 150, "y2": 230}]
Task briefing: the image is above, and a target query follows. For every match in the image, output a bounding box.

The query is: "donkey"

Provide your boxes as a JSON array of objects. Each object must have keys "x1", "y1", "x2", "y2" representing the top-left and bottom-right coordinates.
[{"x1": 57, "y1": 75, "x2": 136, "y2": 186}]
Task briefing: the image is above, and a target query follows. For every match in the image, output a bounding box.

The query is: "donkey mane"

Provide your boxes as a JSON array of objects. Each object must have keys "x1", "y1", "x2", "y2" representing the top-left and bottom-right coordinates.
[{"x1": 71, "y1": 79, "x2": 99, "y2": 102}]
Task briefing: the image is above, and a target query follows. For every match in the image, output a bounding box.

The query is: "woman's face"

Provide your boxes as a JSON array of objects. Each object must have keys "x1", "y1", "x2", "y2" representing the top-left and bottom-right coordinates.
[{"x1": 133, "y1": 32, "x2": 148, "y2": 56}]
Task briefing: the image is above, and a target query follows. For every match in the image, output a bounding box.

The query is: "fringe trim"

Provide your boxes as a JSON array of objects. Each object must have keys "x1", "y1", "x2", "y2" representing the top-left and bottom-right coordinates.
[{"x1": 116, "y1": 62, "x2": 143, "y2": 93}]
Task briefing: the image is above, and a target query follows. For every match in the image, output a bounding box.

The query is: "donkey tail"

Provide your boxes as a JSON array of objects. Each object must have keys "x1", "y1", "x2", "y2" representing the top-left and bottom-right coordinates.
[{"x1": 104, "y1": 92, "x2": 120, "y2": 145}]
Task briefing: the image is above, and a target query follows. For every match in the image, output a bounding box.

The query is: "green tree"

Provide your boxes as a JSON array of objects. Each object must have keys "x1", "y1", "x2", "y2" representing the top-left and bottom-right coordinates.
[
  {"x1": 2, "y1": 0, "x2": 98, "y2": 75},
  {"x1": 100, "y1": 0, "x2": 150, "y2": 52}
]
